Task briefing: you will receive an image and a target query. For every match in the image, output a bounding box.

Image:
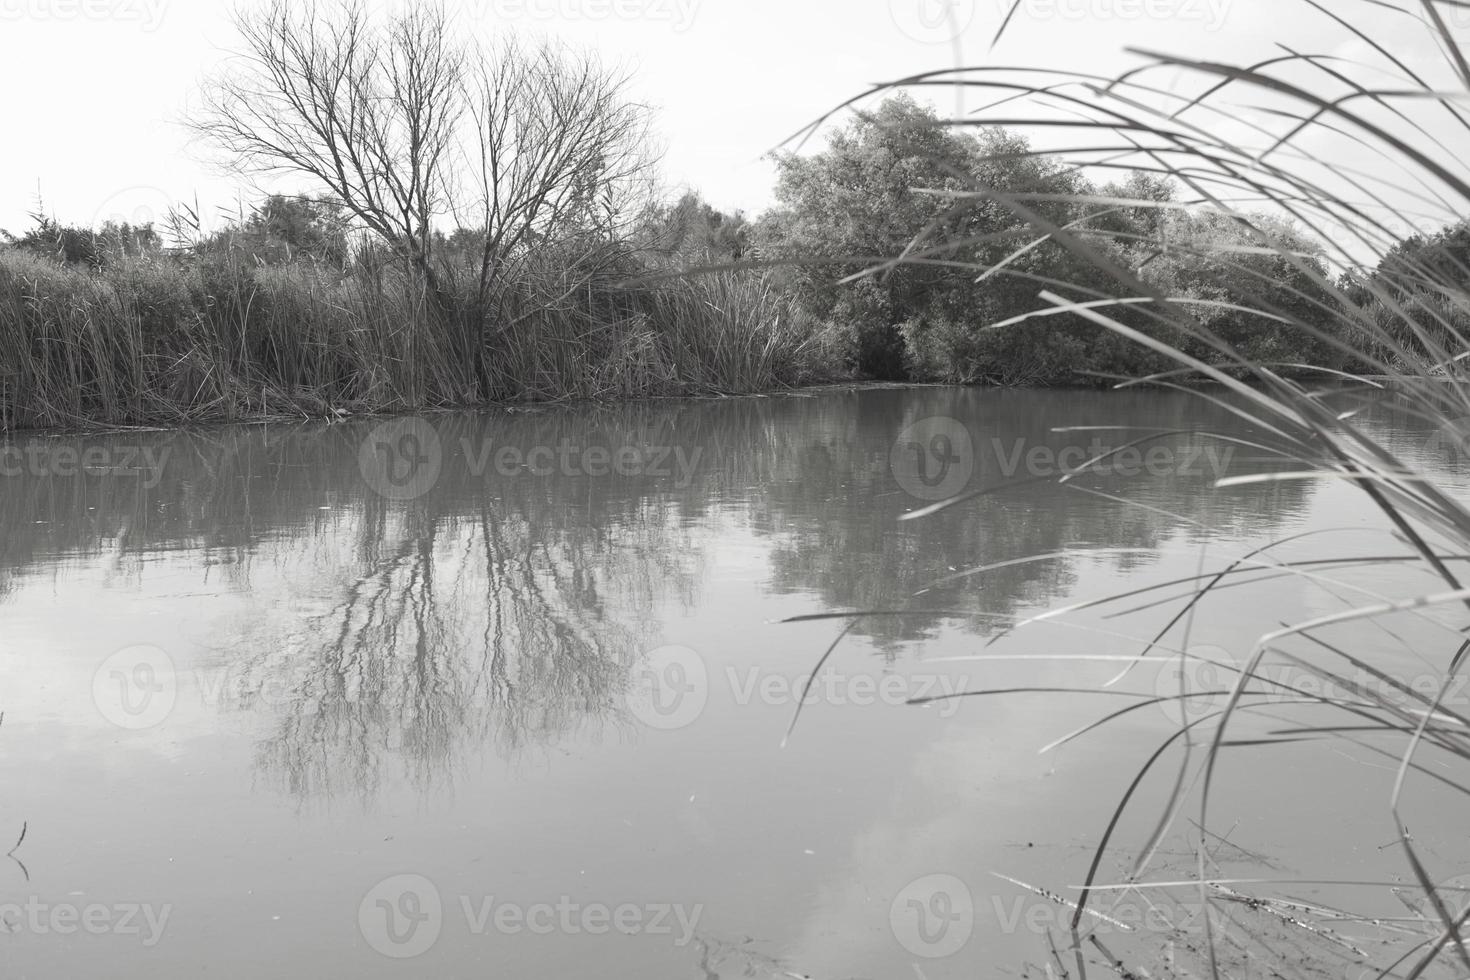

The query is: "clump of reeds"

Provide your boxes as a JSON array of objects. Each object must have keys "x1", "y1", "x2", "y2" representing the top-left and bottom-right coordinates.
[
  {"x1": 641, "y1": 269, "x2": 829, "y2": 393},
  {"x1": 0, "y1": 234, "x2": 830, "y2": 430},
  {"x1": 796, "y1": 3, "x2": 1470, "y2": 976}
]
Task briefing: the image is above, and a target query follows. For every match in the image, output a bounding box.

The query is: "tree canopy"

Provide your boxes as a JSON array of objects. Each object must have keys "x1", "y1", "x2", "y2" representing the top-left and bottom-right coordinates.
[{"x1": 758, "y1": 95, "x2": 1345, "y2": 385}]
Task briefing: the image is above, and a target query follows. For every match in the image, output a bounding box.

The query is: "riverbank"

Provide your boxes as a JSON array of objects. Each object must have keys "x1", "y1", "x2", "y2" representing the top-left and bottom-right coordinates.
[
  {"x1": 0, "y1": 247, "x2": 841, "y2": 433},
  {"x1": 0, "y1": 230, "x2": 1376, "y2": 436},
  {"x1": 0, "y1": 381, "x2": 961, "y2": 439}
]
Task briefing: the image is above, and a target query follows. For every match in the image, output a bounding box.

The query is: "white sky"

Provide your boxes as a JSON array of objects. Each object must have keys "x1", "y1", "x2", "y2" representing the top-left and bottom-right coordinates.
[{"x1": 0, "y1": 0, "x2": 1464, "y2": 239}]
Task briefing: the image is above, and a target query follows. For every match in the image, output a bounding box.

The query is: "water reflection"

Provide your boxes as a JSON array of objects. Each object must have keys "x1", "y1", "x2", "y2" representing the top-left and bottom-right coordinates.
[
  {"x1": 246, "y1": 502, "x2": 664, "y2": 805},
  {"x1": 18, "y1": 386, "x2": 1470, "y2": 979},
  {"x1": 0, "y1": 387, "x2": 1331, "y2": 809}
]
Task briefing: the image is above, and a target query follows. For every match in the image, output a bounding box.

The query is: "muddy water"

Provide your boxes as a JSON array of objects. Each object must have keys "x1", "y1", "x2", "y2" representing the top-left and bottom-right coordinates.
[{"x1": 0, "y1": 386, "x2": 1463, "y2": 978}]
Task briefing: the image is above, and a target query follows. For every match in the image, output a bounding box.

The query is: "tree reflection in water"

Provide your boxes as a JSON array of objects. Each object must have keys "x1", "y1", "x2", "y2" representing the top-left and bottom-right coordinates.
[{"x1": 0, "y1": 386, "x2": 1365, "y2": 806}]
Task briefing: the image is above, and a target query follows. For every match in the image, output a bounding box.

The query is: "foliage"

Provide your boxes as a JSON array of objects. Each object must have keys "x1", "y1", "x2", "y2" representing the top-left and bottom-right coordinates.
[
  {"x1": 637, "y1": 191, "x2": 752, "y2": 264},
  {"x1": 1128, "y1": 209, "x2": 1344, "y2": 372},
  {"x1": 195, "y1": 194, "x2": 351, "y2": 266},
  {"x1": 2, "y1": 212, "x2": 110, "y2": 268},
  {"x1": 763, "y1": 95, "x2": 1354, "y2": 386},
  {"x1": 0, "y1": 227, "x2": 832, "y2": 429},
  {"x1": 762, "y1": 95, "x2": 1064, "y2": 378},
  {"x1": 1341, "y1": 219, "x2": 1470, "y2": 370}
]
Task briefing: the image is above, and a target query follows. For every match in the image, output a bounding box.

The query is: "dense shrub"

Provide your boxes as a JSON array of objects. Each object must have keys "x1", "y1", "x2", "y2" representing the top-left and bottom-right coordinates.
[
  {"x1": 2, "y1": 216, "x2": 109, "y2": 268},
  {"x1": 759, "y1": 95, "x2": 1352, "y2": 386},
  {"x1": 1341, "y1": 220, "x2": 1470, "y2": 370},
  {"x1": 1134, "y1": 210, "x2": 1344, "y2": 373}
]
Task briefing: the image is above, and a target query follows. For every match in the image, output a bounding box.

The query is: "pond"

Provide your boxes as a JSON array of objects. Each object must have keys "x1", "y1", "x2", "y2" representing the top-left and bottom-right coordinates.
[{"x1": 0, "y1": 385, "x2": 1464, "y2": 978}]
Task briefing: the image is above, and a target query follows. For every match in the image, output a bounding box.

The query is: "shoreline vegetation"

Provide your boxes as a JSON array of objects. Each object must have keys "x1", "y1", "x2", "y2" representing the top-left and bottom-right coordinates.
[{"x1": 5, "y1": 1, "x2": 1464, "y2": 433}]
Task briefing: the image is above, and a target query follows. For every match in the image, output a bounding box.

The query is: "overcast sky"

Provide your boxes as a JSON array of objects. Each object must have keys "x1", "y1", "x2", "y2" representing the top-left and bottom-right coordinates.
[{"x1": 0, "y1": 0, "x2": 1462, "y2": 239}]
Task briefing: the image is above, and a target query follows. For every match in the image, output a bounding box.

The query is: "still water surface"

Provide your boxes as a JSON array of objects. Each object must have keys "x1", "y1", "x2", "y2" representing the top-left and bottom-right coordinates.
[{"x1": 0, "y1": 385, "x2": 1464, "y2": 978}]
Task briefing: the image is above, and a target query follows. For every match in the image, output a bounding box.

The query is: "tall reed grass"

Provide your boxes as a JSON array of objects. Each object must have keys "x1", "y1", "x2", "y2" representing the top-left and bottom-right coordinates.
[
  {"x1": 790, "y1": 4, "x2": 1470, "y2": 977},
  {"x1": 0, "y1": 241, "x2": 830, "y2": 431}
]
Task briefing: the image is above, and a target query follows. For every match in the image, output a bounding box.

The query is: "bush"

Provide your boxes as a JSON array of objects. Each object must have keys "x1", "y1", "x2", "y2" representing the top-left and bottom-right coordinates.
[
  {"x1": 760, "y1": 96, "x2": 1353, "y2": 386},
  {"x1": 3, "y1": 215, "x2": 108, "y2": 268}
]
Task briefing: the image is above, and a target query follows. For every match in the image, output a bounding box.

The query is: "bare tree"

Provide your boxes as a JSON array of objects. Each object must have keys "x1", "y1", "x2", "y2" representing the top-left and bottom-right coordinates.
[
  {"x1": 457, "y1": 38, "x2": 659, "y2": 310},
  {"x1": 190, "y1": 0, "x2": 658, "y2": 321},
  {"x1": 191, "y1": 0, "x2": 464, "y2": 297}
]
